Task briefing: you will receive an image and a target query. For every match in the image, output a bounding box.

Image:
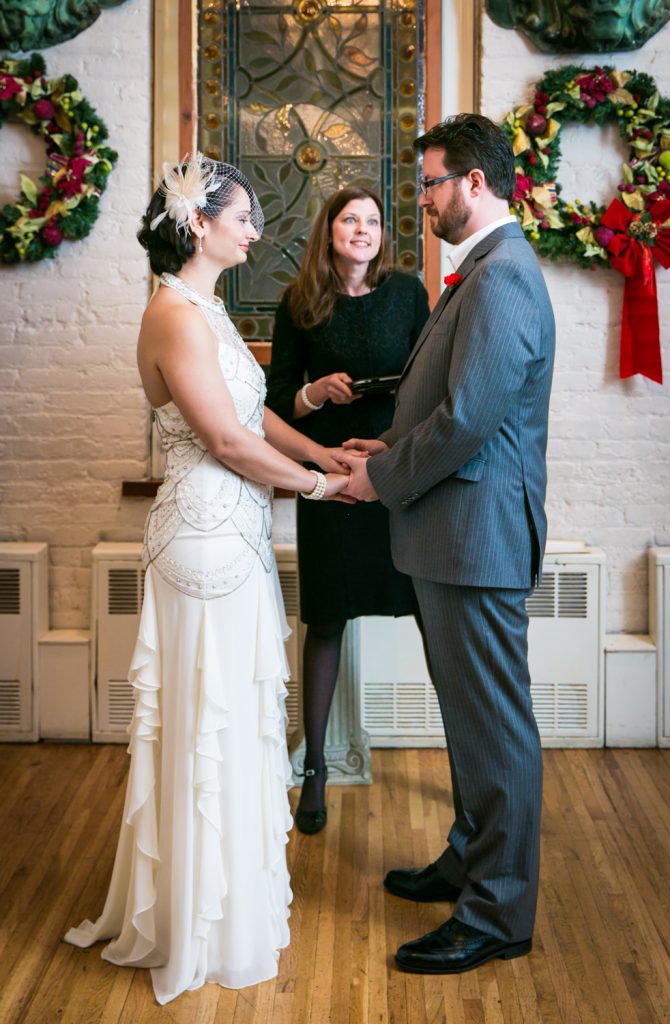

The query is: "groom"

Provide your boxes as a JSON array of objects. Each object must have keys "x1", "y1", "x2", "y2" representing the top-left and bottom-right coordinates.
[{"x1": 342, "y1": 114, "x2": 555, "y2": 973}]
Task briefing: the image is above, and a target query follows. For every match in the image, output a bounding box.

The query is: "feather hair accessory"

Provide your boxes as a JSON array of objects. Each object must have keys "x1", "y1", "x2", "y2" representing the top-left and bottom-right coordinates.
[{"x1": 149, "y1": 153, "x2": 222, "y2": 233}]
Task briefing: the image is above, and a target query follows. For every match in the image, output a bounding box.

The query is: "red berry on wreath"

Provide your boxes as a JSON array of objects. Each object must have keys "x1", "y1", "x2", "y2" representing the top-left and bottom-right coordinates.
[
  {"x1": 41, "y1": 224, "x2": 63, "y2": 247},
  {"x1": 525, "y1": 113, "x2": 547, "y2": 136},
  {"x1": 502, "y1": 64, "x2": 668, "y2": 384},
  {"x1": 0, "y1": 54, "x2": 117, "y2": 264}
]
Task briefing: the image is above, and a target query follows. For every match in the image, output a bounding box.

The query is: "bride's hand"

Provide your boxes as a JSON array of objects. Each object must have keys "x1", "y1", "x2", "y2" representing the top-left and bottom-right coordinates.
[
  {"x1": 324, "y1": 472, "x2": 356, "y2": 504},
  {"x1": 316, "y1": 446, "x2": 352, "y2": 473}
]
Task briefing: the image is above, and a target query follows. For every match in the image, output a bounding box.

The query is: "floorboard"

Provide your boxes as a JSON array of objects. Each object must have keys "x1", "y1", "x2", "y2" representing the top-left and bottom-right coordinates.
[{"x1": 0, "y1": 744, "x2": 669, "y2": 1023}]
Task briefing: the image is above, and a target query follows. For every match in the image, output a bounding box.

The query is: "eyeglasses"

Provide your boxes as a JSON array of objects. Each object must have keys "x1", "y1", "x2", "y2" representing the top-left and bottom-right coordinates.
[{"x1": 418, "y1": 171, "x2": 463, "y2": 196}]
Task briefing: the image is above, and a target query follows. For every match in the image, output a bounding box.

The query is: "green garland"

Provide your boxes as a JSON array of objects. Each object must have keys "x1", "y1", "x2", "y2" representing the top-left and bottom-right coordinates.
[
  {"x1": 0, "y1": 52, "x2": 117, "y2": 264},
  {"x1": 501, "y1": 65, "x2": 670, "y2": 268}
]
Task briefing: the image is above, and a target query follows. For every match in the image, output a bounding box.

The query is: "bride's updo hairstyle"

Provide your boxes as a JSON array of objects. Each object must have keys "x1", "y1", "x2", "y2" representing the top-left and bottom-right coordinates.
[{"x1": 138, "y1": 154, "x2": 264, "y2": 275}]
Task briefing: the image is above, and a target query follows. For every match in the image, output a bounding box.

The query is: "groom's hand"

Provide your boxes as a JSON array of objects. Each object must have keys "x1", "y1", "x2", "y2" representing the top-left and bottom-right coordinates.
[
  {"x1": 338, "y1": 451, "x2": 379, "y2": 502},
  {"x1": 342, "y1": 437, "x2": 389, "y2": 456}
]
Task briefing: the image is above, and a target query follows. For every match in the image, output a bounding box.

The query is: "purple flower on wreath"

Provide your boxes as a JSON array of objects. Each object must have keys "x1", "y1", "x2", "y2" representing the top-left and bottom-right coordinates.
[
  {"x1": 0, "y1": 73, "x2": 21, "y2": 101},
  {"x1": 33, "y1": 98, "x2": 55, "y2": 121},
  {"x1": 54, "y1": 156, "x2": 90, "y2": 198},
  {"x1": 575, "y1": 67, "x2": 615, "y2": 109}
]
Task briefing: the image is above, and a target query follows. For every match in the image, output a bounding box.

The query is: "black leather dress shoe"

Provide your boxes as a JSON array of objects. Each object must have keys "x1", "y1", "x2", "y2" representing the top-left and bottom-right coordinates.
[
  {"x1": 395, "y1": 917, "x2": 532, "y2": 974},
  {"x1": 384, "y1": 863, "x2": 461, "y2": 903}
]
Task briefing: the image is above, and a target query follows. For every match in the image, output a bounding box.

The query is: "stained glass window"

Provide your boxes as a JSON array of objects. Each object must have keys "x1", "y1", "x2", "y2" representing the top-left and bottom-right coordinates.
[{"x1": 198, "y1": 0, "x2": 425, "y2": 343}]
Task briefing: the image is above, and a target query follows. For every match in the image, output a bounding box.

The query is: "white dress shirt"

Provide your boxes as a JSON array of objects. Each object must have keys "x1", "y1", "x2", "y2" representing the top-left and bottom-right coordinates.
[{"x1": 444, "y1": 214, "x2": 517, "y2": 277}]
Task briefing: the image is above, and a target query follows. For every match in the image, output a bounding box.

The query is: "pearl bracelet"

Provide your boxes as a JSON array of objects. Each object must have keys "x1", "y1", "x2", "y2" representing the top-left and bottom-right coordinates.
[
  {"x1": 299, "y1": 470, "x2": 327, "y2": 501},
  {"x1": 301, "y1": 382, "x2": 324, "y2": 411}
]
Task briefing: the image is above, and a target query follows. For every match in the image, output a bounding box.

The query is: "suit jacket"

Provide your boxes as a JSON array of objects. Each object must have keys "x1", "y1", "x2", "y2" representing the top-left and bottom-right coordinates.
[{"x1": 367, "y1": 221, "x2": 555, "y2": 589}]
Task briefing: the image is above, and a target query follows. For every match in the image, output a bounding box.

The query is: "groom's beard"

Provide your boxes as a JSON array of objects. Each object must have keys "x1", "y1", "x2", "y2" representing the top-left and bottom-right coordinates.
[{"x1": 426, "y1": 189, "x2": 471, "y2": 245}]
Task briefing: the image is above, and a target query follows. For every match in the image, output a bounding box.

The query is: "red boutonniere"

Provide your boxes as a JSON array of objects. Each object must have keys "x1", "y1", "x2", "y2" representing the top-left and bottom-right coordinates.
[{"x1": 444, "y1": 273, "x2": 463, "y2": 288}]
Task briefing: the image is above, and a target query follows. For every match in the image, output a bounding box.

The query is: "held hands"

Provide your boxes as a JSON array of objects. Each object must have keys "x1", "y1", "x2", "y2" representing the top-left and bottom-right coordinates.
[
  {"x1": 307, "y1": 447, "x2": 354, "y2": 503},
  {"x1": 338, "y1": 450, "x2": 379, "y2": 502},
  {"x1": 342, "y1": 437, "x2": 389, "y2": 457},
  {"x1": 337, "y1": 437, "x2": 386, "y2": 501},
  {"x1": 324, "y1": 472, "x2": 356, "y2": 504},
  {"x1": 316, "y1": 446, "x2": 353, "y2": 474},
  {"x1": 311, "y1": 438, "x2": 387, "y2": 502}
]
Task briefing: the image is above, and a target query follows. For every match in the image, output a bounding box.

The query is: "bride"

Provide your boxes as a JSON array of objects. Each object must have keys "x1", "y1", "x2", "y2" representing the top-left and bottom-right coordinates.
[{"x1": 65, "y1": 156, "x2": 351, "y2": 1003}]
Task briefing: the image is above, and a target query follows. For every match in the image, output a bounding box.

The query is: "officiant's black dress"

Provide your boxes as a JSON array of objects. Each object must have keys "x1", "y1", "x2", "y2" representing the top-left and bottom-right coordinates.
[{"x1": 266, "y1": 271, "x2": 429, "y2": 625}]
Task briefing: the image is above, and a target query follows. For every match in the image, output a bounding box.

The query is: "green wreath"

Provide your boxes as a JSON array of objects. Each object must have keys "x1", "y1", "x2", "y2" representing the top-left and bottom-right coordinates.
[
  {"x1": 501, "y1": 64, "x2": 670, "y2": 267},
  {"x1": 0, "y1": 52, "x2": 117, "y2": 264}
]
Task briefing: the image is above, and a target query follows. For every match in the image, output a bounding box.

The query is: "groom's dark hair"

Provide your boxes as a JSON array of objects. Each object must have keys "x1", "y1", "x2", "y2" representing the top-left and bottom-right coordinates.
[{"x1": 414, "y1": 114, "x2": 516, "y2": 202}]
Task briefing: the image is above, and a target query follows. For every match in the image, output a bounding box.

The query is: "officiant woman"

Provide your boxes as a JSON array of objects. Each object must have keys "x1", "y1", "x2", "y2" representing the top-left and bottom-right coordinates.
[{"x1": 266, "y1": 186, "x2": 430, "y2": 834}]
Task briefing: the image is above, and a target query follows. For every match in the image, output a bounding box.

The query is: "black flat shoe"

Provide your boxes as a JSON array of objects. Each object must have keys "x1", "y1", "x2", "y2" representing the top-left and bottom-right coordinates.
[
  {"x1": 295, "y1": 765, "x2": 328, "y2": 835},
  {"x1": 384, "y1": 863, "x2": 462, "y2": 903},
  {"x1": 395, "y1": 917, "x2": 532, "y2": 974}
]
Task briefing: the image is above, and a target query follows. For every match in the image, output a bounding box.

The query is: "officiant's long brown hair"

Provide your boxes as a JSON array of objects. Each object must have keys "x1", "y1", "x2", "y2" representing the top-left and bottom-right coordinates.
[{"x1": 286, "y1": 186, "x2": 393, "y2": 331}]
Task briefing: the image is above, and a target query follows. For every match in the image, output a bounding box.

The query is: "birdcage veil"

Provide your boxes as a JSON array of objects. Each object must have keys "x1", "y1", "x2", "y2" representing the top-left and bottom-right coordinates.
[{"x1": 149, "y1": 153, "x2": 264, "y2": 237}]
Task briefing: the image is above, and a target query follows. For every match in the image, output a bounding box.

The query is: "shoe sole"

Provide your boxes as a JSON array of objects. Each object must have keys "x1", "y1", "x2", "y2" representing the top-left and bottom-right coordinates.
[{"x1": 395, "y1": 939, "x2": 532, "y2": 974}]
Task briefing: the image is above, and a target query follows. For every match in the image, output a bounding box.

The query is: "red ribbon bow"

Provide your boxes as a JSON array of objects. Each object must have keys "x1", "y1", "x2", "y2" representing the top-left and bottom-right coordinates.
[
  {"x1": 444, "y1": 273, "x2": 463, "y2": 288},
  {"x1": 599, "y1": 198, "x2": 670, "y2": 384}
]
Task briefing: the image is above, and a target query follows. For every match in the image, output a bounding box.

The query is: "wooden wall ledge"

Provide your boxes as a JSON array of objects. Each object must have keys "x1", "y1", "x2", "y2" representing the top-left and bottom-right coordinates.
[{"x1": 122, "y1": 480, "x2": 295, "y2": 499}]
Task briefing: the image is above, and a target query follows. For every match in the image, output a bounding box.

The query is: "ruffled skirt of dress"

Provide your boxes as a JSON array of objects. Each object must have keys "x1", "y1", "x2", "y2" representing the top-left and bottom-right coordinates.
[{"x1": 64, "y1": 559, "x2": 293, "y2": 1004}]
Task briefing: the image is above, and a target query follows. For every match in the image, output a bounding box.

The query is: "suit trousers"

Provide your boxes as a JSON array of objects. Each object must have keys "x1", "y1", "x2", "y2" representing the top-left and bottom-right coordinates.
[{"x1": 412, "y1": 578, "x2": 542, "y2": 942}]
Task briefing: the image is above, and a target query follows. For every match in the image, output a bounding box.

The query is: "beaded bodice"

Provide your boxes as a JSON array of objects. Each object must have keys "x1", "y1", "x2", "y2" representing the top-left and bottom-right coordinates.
[{"x1": 143, "y1": 273, "x2": 273, "y2": 599}]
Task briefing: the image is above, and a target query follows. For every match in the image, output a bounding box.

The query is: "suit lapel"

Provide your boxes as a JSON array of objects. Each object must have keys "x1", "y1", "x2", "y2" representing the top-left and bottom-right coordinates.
[{"x1": 398, "y1": 221, "x2": 524, "y2": 381}]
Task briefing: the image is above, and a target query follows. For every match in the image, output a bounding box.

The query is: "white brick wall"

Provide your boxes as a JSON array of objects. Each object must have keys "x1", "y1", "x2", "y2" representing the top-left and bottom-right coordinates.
[
  {"x1": 0, "y1": 1, "x2": 152, "y2": 628},
  {"x1": 1, "y1": 3, "x2": 668, "y2": 635},
  {"x1": 480, "y1": 9, "x2": 670, "y2": 632}
]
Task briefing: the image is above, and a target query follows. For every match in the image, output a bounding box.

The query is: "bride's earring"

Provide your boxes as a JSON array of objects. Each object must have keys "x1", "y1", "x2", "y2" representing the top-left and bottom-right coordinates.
[{"x1": 198, "y1": 236, "x2": 203, "y2": 254}]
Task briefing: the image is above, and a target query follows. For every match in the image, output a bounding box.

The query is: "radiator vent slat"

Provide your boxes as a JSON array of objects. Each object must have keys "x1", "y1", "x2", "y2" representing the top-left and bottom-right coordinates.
[
  {"x1": 285, "y1": 683, "x2": 299, "y2": 733},
  {"x1": 108, "y1": 681, "x2": 135, "y2": 727},
  {"x1": 531, "y1": 681, "x2": 589, "y2": 733},
  {"x1": 363, "y1": 682, "x2": 395, "y2": 729},
  {"x1": 0, "y1": 680, "x2": 22, "y2": 726},
  {"x1": 108, "y1": 569, "x2": 144, "y2": 615},
  {"x1": 527, "y1": 571, "x2": 589, "y2": 619},
  {"x1": 363, "y1": 681, "x2": 443, "y2": 733},
  {"x1": 526, "y1": 573, "x2": 555, "y2": 618},
  {"x1": 558, "y1": 573, "x2": 588, "y2": 618},
  {"x1": 277, "y1": 569, "x2": 298, "y2": 615},
  {"x1": 0, "y1": 568, "x2": 21, "y2": 615}
]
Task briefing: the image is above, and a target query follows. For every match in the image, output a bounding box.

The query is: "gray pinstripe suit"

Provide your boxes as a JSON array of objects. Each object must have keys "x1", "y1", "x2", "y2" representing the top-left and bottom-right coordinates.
[{"x1": 367, "y1": 221, "x2": 555, "y2": 941}]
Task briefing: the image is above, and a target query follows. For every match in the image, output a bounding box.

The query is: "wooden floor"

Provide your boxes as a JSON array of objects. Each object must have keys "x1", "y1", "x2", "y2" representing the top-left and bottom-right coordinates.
[{"x1": 1, "y1": 744, "x2": 669, "y2": 1024}]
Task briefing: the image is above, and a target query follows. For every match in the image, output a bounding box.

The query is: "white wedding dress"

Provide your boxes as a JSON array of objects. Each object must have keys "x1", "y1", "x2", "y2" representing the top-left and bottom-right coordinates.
[{"x1": 65, "y1": 273, "x2": 293, "y2": 1004}]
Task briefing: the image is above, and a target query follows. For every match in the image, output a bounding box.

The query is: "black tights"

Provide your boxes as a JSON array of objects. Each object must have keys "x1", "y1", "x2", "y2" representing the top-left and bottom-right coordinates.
[
  {"x1": 298, "y1": 606, "x2": 427, "y2": 813},
  {"x1": 298, "y1": 619, "x2": 346, "y2": 812}
]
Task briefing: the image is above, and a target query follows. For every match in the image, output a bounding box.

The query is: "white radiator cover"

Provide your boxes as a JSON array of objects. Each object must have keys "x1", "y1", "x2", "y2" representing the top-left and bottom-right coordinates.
[
  {"x1": 91, "y1": 542, "x2": 303, "y2": 743},
  {"x1": 90, "y1": 541, "x2": 606, "y2": 749},
  {"x1": 0, "y1": 542, "x2": 48, "y2": 742},
  {"x1": 527, "y1": 543, "x2": 606, "y2": 747},
  {"x1": 274, "y1": 543, "x2": 303, "y2": 742},
  {"x1": 360, "y1": 614, "x2": 443, "y2": 748},
  {"x1": 91, "y1": 542, "x2": 145, "y2": 742},
  {"x1": 649, "y1": 548, "x2": 670, "y2": 747},
  {"x1": 361, "y1": 542, "x2": 606, "y2": 749}
]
